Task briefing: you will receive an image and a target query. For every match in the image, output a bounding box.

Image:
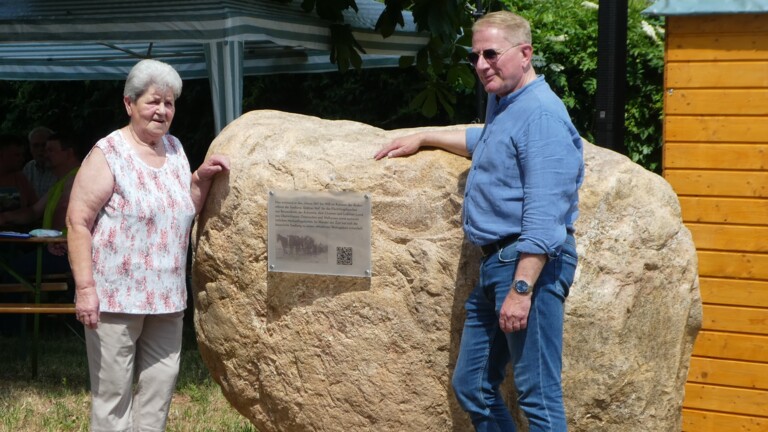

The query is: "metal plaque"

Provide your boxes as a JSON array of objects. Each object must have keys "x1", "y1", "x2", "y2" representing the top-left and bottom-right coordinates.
[{"x1": 268, "y1": 190, "x2": 372, "y2": 277}]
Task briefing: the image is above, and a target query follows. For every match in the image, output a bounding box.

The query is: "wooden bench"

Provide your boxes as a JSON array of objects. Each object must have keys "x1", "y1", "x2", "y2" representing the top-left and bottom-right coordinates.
[
  {"x1": 38, "y1": 272, "x2": 72, "y2": 281},
  {"x1": 0, "y1": 283, "x2": 73, "y2": 313},
  {"x1": 0, "y1": 282, "x2": 69, "y2": 294},
  {"x1": 0, "y1": 303, "x2": 75, "y2": 314},
  {"x1": 0, "y1": 301, "x2": 78, "y2": 379}
]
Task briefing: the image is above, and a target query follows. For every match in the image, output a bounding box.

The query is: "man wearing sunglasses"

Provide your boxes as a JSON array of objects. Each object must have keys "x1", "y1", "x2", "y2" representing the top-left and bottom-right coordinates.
[{"x1": 375, "y1": 10, "x2": 583, "y2": 432}]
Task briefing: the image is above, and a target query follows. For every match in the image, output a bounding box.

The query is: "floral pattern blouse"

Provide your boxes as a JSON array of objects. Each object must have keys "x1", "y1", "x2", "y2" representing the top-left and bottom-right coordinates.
[{"x1": 90, "y1": 130, "x2": 195, "y2": 314}]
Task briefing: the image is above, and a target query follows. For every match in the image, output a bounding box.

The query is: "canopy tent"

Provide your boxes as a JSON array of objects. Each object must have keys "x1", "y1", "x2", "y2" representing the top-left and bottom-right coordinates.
[{"x1": 0, "y1": 0, "x2": 427, "y2": 132}]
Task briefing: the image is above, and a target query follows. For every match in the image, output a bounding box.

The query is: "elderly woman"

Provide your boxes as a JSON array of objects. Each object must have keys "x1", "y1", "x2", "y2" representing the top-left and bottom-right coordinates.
[{"x1": 67, "y1": 59, "x2": 229, "y2": 431}]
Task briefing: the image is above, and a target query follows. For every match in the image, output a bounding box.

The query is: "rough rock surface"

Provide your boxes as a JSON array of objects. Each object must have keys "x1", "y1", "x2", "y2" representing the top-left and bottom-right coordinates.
[{"x1": 191, "y1": 110, "x2": 701, "y2": 432}]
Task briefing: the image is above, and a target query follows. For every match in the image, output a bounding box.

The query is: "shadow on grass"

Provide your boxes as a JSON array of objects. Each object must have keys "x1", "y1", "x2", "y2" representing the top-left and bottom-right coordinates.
[
  {"x1": 0, "y1": 314, "x2": 89, "y2": 391},
  {"x1": 0, "y1": 314, "x2": 258, "y2": 431},
  {"x1": 0, "y1": 312, "x2": 214, "y2": 391}
]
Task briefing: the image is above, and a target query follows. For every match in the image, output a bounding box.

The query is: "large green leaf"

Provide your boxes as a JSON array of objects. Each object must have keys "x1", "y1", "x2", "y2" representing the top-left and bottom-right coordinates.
[
  {"x1": 330, "y1": 24, "x2": 366, "y2": 72},
  {"x1": 375, "y1": 1, "x2": 407, "y2": 37}
]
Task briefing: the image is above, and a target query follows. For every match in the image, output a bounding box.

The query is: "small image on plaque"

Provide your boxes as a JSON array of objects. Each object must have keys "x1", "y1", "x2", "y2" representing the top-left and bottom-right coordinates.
[
  {"x1": 268, "y1": 190, "x2": 372, "y2": 277},
  {"x1": 275, "y1": 233, "x2": 329, "y2": 264}
]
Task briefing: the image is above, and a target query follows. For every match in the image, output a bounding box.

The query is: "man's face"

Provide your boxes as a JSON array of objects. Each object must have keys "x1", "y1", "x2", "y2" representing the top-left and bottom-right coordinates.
[
  {"x1": 44, "y1": 140, "x2": 68, "y2": 170},
  {"x1": 471, "y1": 26, "x2": 531, "y2": 98},
  {"x1": 28, "y1": 131, "x2": 50, "y2": 164}
]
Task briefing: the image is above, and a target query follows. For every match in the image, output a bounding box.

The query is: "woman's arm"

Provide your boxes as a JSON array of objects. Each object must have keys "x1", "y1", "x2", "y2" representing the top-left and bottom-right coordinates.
[
  {"x1": 190, "y1": 154, "x2": 230, "y2": 213},
  {"x1": 66, "y1": 148, "x2": 114, "y2": 329},
  {"x1": 0, "y1": 189, "x2": 49, "y2": 226}
]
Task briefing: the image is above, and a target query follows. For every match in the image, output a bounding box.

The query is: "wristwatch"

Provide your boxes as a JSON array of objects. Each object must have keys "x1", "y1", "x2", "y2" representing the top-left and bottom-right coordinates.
[{"x1": 513, "y1": 279, "x2": 532, "y2": 295}]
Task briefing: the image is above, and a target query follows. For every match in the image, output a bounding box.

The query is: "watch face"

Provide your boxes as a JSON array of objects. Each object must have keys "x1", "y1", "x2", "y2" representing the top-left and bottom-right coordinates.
[{"x1": 514, "y1": 280, "x2": 530, "y2": 294}]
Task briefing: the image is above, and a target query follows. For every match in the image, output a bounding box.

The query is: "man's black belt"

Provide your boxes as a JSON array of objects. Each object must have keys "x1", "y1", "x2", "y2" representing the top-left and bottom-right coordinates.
[{"x1": 480, "y1": 234, "x2": 521, "y2": 257}]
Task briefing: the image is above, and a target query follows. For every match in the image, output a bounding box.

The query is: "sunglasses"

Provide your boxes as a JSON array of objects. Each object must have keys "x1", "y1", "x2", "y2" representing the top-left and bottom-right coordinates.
[{"x1": 467, "y1": 44, "x2": 523, "y2": 67}]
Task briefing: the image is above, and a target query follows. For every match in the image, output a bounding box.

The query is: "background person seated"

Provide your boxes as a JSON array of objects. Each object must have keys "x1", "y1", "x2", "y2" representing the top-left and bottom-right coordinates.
[
  {"x1": 0, "y1": 134, "x2": 37, "y2": 213},
  {"x1": 0, "y1": 133, "x2": 82, "y2": 278},
  {"x1": 24, "y1": 126, "x2": 58, "y2": 198},
  {"x1": 0, "y1": 132, "x2": 78, "y2": 336},
  {"x1": 0, "y1": 133, "x2": 80, "y2": 230}
]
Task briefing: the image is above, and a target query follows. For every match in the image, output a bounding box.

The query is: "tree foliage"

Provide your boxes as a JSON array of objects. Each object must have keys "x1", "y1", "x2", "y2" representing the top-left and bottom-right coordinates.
[
  {"x1": 502, "y1": 0, "x2": 664, "y2": 171},
  {"x1": 0, "y1": 1, "x2": 664, "y2": 171},
  {"x1": 290, "y1": 0, "x2": 665, "y2": 171},
  {"x1": 0, "y1": 79, "x2": 216, "y2": 167}
]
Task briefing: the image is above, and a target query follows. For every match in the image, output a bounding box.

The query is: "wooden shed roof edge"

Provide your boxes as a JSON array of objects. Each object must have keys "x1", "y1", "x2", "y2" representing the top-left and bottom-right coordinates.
[{"x1": 643, "y1": 0, "x2": 768, "y2": 16}]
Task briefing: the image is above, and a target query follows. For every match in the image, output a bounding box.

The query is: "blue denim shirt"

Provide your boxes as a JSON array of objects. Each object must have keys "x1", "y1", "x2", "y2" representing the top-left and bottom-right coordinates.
[{"x1": 463, "y1": 76, "x2": 584, "y2": 256}]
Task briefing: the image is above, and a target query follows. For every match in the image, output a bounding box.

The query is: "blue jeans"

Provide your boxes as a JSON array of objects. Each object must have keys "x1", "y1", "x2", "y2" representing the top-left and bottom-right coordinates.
[{"x1": 452, "y1": 235, "x2": 577, "y2": 432}]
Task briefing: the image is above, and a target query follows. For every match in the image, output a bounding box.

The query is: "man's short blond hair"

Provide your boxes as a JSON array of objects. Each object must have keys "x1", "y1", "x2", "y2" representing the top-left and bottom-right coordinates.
[{"x1": 473, "y1": 11, "x2": 532, "y2": 46}]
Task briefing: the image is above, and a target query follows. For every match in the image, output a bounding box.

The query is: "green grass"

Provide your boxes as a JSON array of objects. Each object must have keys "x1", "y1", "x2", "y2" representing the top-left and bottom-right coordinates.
[{"x1": 0, "y1": 314, "x2": 256, "y2": 432}]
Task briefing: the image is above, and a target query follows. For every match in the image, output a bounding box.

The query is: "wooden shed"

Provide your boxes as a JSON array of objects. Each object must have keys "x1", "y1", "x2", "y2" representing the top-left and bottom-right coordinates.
[{"x1": 644, "y1": 1, "x2": 768, "y2": 430}]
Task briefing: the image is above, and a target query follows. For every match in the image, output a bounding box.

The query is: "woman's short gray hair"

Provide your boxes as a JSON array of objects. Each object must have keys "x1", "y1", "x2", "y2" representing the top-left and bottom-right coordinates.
[{"x1": 123, "y1": 59, "x2": 183, "y2": 102}]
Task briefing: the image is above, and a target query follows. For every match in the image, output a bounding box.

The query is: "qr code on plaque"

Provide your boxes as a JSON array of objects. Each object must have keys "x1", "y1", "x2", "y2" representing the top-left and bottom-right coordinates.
[{"x1": 336, "y1": 246, "x2": 353, "y2": 266}]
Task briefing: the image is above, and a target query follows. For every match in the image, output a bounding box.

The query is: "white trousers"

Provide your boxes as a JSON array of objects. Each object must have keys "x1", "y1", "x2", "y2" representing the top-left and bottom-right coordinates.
[{"x1": 85, "y1": 311, "x2": 184, "y2": 432}]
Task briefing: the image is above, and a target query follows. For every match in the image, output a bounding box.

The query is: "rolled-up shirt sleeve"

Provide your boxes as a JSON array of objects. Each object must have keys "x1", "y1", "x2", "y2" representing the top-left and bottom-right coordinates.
[
  {"x1": 466, "y1": 127, "x2": 484, "y2": 156},
  {"x1": 516, "y1": 113, "x2": 582, "y2": 257}
]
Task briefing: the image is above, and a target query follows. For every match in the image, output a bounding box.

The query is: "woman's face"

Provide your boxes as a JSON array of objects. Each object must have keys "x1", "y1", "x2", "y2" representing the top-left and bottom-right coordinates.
[{"x1": 124, "y1": 85, "x2": 176, "y2": 139}]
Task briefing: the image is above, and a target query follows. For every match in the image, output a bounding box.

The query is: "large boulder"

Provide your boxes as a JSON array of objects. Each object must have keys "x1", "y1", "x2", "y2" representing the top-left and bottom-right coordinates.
[{"x1": 191, "y1": 110, "x2": 701, "y2": 432}]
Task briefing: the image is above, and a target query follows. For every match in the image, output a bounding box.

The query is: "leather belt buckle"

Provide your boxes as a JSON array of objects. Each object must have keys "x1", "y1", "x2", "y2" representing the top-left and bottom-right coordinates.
[{"x1": 480, "y1": 234, "x2": 520, "y2": 257}]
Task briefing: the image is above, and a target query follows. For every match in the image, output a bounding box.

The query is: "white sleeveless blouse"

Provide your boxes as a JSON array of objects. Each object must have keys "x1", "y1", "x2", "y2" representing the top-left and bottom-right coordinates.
[{"x1": 90, "y1": 130, "x2": 195, "y2": 314}]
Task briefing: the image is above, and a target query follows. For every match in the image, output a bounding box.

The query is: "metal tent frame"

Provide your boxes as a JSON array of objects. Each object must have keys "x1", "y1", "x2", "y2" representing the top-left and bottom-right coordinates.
[{"x1": 0, "y1": 0, "x2": 427, "y2": 133}]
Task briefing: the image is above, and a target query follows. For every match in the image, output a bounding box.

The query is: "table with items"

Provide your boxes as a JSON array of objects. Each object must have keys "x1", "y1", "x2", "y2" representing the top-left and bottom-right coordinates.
[{"x1": 0, "y1": 231, "x2": 74, "y2": 377}]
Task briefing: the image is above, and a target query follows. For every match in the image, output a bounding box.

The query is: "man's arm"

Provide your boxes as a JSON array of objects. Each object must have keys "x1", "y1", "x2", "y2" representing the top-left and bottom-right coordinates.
[
  {"x1": 499, "y1": 118, "x2": 582, "y2": 334},
  {"x1": 498, "y1": 253, "x2": 547, "y2": 333},
  {"x1": 0, "y1": 191, "x2": 48, "y2": 226},
  {"x1": 374, "y1": 130, "x2": 469, "y2": 160}
]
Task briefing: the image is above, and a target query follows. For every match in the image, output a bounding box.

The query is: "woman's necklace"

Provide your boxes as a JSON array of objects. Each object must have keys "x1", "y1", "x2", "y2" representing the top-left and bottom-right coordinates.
[{"x1": 128, "y1": 125, "x2": 157, "y2": 148}]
